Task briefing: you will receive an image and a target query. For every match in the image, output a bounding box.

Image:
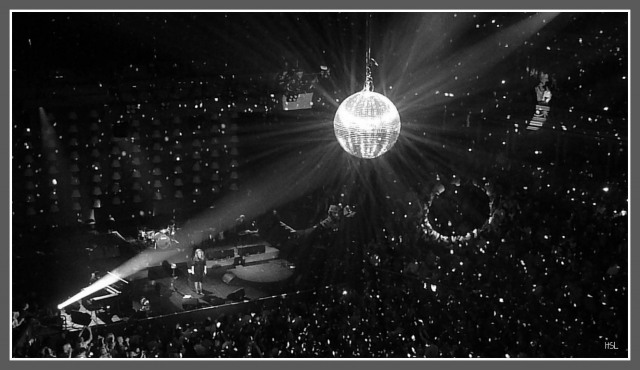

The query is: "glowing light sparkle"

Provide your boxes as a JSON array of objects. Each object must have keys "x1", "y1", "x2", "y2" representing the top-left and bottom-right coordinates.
[{"x1": 333, "y1": 90, "x2": 401, "y2": 159}]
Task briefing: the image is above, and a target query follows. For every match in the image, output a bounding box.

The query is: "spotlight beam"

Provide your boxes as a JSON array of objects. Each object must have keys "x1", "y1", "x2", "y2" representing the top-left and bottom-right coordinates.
[
  {"x1": 57, "y1": 273, "x2": 121, "y2": 310},
  {"x1": 58, "y1": 143, "x2": 344, "y2": 311},
  {"x1": 57, "y1": 247, "x2": 181, "y2": 310},
  {"x1": 177, "y1": 143, "x2": 342, "y2": 247},
  {"x1": 106, "y1": 271, "x2": 129, "y2": 284},
  {"x1": 392, "y1": 13, "x2": 561, "y2": 112}
]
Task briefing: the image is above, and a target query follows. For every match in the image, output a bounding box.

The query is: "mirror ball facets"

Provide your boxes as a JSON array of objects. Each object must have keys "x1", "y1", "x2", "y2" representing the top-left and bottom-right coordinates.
[{"x1": 333, "y1": 91, "x2": 401, "y2": 159}]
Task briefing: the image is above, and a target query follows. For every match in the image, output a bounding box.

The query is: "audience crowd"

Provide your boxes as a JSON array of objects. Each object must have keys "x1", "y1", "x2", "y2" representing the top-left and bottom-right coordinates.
[
  {"x1": 12, "y1": 16, "x2": 628, "y2": 356},
  {"x1": 12, "y1": 125, "x2": 627, "y2": 358}
]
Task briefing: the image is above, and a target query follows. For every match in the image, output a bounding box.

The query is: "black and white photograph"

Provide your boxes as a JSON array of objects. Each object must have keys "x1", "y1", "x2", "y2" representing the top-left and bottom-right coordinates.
[{"x1": 10, "y1": 10, "x2": 629, "y2": 359}]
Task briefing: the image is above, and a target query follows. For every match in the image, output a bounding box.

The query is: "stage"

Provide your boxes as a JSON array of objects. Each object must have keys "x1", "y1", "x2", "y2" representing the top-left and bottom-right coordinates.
[{"x1": 60, "y1": 241, "x2": 297, "y2": 331}]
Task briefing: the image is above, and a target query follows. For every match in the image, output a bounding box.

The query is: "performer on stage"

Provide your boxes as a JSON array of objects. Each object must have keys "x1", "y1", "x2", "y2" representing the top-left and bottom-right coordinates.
[
  {"x1": 167, "y1": 219, "x2": 177, "y2": 236},
  {"x1": 232, "y1": 214, "x2": 260, "y2": 246},
  {"x1": 188, "y1": 248, "x2": 207, "y2": 295}
]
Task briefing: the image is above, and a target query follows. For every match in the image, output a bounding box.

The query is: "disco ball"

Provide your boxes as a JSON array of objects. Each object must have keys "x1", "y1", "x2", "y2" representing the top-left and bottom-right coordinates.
[{"x1": 333, "y1": 90, "x2": 401, "y2": 159}]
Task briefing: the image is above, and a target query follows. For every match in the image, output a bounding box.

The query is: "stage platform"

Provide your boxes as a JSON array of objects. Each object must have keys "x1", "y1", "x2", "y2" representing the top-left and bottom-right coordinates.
[
  {"x1": 60, "y1": 241, "x2": 295, "y2": 331},
  {"x1": 128, "y1": 241, "x2": 278, "y2": 273}
]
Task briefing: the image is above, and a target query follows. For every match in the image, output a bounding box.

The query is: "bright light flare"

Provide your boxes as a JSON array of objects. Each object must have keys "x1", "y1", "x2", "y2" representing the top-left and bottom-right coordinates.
[
  {"x1": 57, "y1": 248, "x2": 180, "y2": 310},
  {"x1": 333, "y1": 90, "x2": 401, "y2": 159},
  {"x1": 57, "y1": 145, "x2": 340, "y2": 311},
  {"x1": 57, "y1": 273, "x2": 121, "y2": 310}
]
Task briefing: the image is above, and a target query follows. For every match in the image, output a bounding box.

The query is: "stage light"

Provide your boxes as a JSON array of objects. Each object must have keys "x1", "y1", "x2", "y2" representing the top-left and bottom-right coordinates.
[{"x1": 57, "y1": 273, "x2": 122, "y2": 310}]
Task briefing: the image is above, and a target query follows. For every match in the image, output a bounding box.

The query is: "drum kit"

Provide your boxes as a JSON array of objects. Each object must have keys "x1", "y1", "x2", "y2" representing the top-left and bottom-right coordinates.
[{"x1": 138, "y1": 224, "x2": 179, "y2": 250}]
